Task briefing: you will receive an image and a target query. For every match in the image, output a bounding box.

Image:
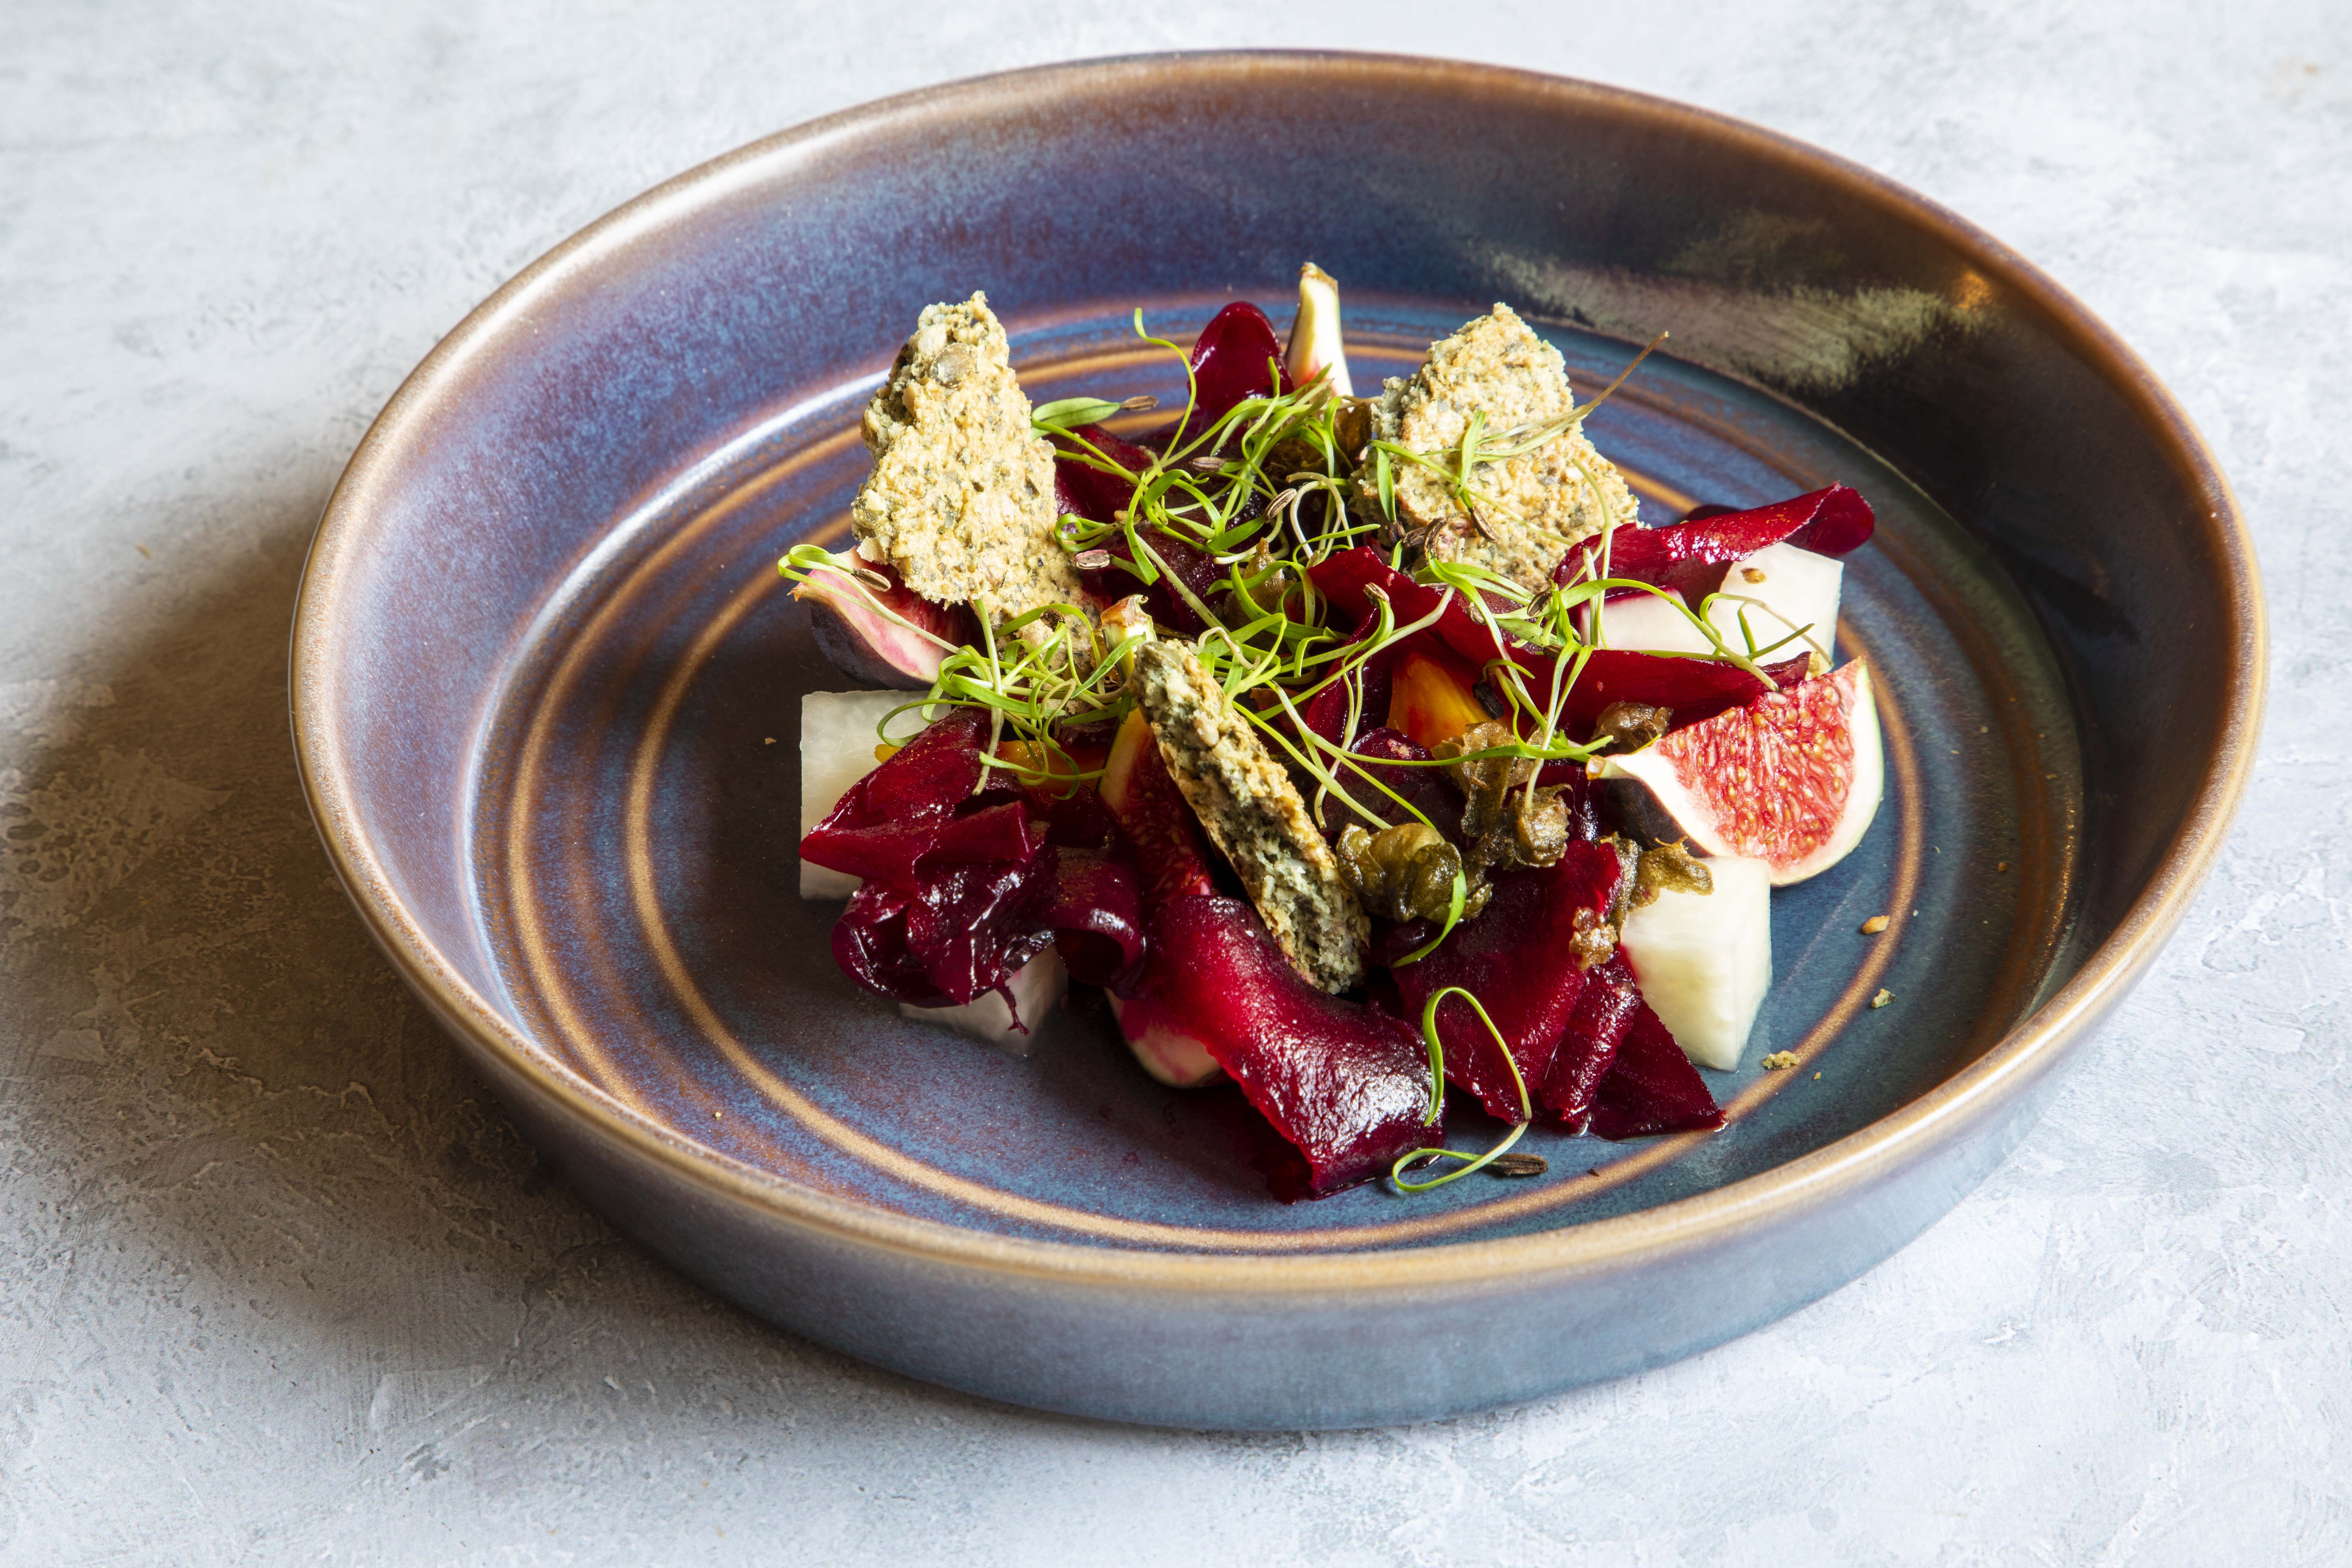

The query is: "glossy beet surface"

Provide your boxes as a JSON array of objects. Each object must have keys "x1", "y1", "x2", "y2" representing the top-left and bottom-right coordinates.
[
  {"x1": 1588, "y1": 1002, "x2": 1730, "y2": 1140},
  {"x1": 1118, "y1": 897, "x2": 1434, "y2": 1197},
  {"x1": 1390, "y1": 843, "x2": 1630, "y2": 1120},
  {"x1": 1579, "y1": 484, "x2": 1876, "y2": 603},
  {"x1": 802, "y1": 710, "x2": 1142, "y2": 1016},
  {"x1": 293, "y1": 56, "x2": 2259, "y2": 1429},
  {"x1": 1309, "y1": 547, "x2": 1802, "y2": 735}
]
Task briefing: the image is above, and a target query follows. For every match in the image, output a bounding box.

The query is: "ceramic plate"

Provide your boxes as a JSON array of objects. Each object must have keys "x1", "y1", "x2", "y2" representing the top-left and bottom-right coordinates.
[{"x1": 293, "y1": 54, "x2": 2261, "y2": 1428}]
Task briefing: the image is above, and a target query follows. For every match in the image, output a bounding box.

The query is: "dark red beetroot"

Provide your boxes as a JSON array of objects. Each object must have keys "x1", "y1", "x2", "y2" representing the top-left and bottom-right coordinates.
[
  {"x1": 1587, "y1": 1000, "x2": 1727, "y2": 1140},
  {"x1": 1299, "y1": 624, "x2": 1407, "y2": 751},
  {"x1": 1037, "y1": 849, "x2": 1144, "y2": 992},
  {"x1": 1172, "y1": 301, "x2": 1294, "y2": 437},
  {"x1": 801, "y1": 708, "x2": 989, "y2": 887},
  {"x1": 1306, "y1": 548, "x2": 1801, "y2": 738},
  {"x1": 1322, "y1": 726, "x2": 1447, "y2": 837},
  {"x1": 804, "y1": 709, "x2": 1143, "y2": 1021},
  {"x1": 1389, "y1": 841, "x2": 1628, "y2": 1122},
  {"x1": 1116, "y1": 896, "x2": 1434, "y2": 1197},
  {"x1": 1023, "y1": 782, "x2": 1145, "y2": 991},
  {"x1": 1556, "y1": 485, "x2": 1875, "y2": 604},
  {"x1": 1539, "y1": 954, "x2": 1642, "y2": 1130}
]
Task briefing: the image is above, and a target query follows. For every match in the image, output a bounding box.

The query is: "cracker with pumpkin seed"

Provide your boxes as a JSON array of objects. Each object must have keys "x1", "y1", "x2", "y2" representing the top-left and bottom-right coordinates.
[
  {"x1": 852, "y1": 293, "x2": 1080, "y2": 619},
  {"x1": 1363, "y1": 303, "x2": 1642, "y2": 593},
  {"x1": 1131, "y1": 640, "x2": 1368, "y2": 993}
]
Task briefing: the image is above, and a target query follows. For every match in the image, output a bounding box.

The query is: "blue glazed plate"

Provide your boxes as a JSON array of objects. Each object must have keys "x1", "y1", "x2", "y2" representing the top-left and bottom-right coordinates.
[{"x1": 293, "y1": 54, "x2": 2261, "y2": 1428}]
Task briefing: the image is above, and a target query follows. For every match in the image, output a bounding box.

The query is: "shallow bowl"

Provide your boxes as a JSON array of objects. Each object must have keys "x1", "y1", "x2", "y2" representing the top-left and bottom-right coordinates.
[{"x1": 291, "y1": 52, "x2": 2262, "y2": 1429}]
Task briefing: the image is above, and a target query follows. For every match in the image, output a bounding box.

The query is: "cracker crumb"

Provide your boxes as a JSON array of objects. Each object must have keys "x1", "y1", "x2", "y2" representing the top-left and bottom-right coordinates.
[
  {"x1": 1860, "y1": 914, "x2": 1890, "y2": 934},
  {"x1": 1362, "y1": 304, "x2": 1640, "y2": 592},
  {"x1": 1760, "y1": 1051, "x2": 1799, "y2": 1071},
  {"x1": 1870, "y1": 988, "x2": 1893, "y2": 1009}
]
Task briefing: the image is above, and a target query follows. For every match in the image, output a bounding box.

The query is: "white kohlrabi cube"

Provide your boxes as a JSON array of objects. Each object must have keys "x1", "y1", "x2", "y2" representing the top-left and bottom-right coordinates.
[
  {"x1": 1584, "y1": 587, "x2": 1714, "y2": 655},
  {"x1": 1582, "y1": 543, "x2": 1843, "y2": 663},
  {"x1": 1708, "y1": 541, "x2": 1842, "y2": 663},
  {"x1": 900, "y1": 949, "x2": 1069, "y2": 1057},
  {"x1": 800, "y1": 690, "x2": 926, "y2": 899},
  {"x1": 1618, "y1": 854, "x2": 1772, "y2": 1071}
]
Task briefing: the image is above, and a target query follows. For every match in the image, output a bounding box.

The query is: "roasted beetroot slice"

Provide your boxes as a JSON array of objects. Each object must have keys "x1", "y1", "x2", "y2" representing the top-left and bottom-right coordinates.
[
  {"x1": 905, "y1": 855, "x2": 1057, "y2": 1010},
  {"x1": 1562, "y1": 485, "x2": 1875, "y2": 601},
  {"x1": 800, "y1": 708, "x2": 990, "y2": 885},
  {"x1": 832, "y1": 882, "x2": 952, "y2": 1008},
  {"x1": 1052, "y1": 422, "x2": 1155, "y2": 525},
  {"x1": 1042, "y1": 848, "x2": 1145, "y2": 991},
  {"x1": 1180, "y1": 301, "x2": 1292, "y2": 434},
  {"x1": 1054, "y1": 424, "x2": 1229, "y2": 632},
  {"x1": 1094, "y1": 524, "x2": 1227, "y2": 636},
  {"x1": 1587, "y1": 1000, "x2": 1726, "y2": 1140},
  {"x1": 1300, "y1": 625, "x2": 1406, "y2": 750},
  {"x1": 1549, "y1": 649, "x2": 1808, "y2": 736},
  {"x1": 1308, "y1": 547, "x2": 1513, "y2": 672},
  {"x1": 1307, "y1": 548, "x2": 1788, "y2": 740},
  {"x1": 1324, "y1": 727, "x2": 1443, "y2": 837},
  {"x1": 1539, "y1": 954, "x2": 1640, "y2": 1129},
  {"x1": 1391, "y1": 842, "x2": 1627, "y2": 1122},
  {"x1": 1121, "y1": 897, "x2": 1433, "y2": 1197}
]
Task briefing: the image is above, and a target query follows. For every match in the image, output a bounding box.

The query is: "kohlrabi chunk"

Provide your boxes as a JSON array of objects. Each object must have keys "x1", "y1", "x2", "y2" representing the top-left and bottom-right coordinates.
[
  {"x1": 1586, "y1": 587, "x2": 1714, "y2": 656},
  {"x1": 1709, "y1": 541, "x2": 1842, "y2": 663},
  {"x1": 800, "y1": 690, "x2": 924, "y2": 898},
  {"x1": 1617, "y1": 854, "x2": 1772, "y2": 1071},
  {"x1": 899, "y1": 948, "x2": 1068, "y2": 1057},
  {"x1": 1584, "y1": 542, "x2": 1843, "y2": 663}
]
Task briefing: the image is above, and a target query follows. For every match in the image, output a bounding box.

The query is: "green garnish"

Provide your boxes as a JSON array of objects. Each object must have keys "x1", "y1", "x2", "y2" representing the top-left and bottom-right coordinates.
[
  {"x1": 784, "y1": 309, "x2": 1767, "y2": 1194},
  {"x1": 1389, "y1": 986, "x2": 1533, "y2": 1193}
]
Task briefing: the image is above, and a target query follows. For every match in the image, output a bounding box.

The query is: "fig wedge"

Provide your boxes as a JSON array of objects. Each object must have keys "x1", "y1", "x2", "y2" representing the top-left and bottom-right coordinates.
[
  {"x1": 793, "y1": 545, "x2": 978, "y2": 690},
  {"x1": 1600, "y1": 660, "x2": 1883, "y2": 886}
]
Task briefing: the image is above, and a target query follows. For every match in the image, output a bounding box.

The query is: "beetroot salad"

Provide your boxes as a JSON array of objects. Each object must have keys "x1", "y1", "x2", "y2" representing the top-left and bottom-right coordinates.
[{"x1": 787, "y1": 267, "x2": 1885, "y2": 1201}]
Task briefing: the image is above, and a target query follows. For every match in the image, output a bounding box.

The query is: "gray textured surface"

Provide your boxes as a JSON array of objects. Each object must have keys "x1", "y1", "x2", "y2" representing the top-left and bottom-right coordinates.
[{"x1": 3, "y1": 2, "x2": 2344, "y2": 1561}]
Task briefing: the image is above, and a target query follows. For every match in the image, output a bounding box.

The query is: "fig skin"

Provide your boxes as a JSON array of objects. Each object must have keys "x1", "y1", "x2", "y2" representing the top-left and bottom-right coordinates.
[{"x1": 793, "y1": 546, "x2": 978, "y2": 690}]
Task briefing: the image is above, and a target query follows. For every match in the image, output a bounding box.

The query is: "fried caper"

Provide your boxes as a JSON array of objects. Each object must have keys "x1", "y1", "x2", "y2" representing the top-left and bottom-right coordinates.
[
  {"x1": 1633, "y1": 840, "x2": 1714, "y2": 907},
  {"x1": 1590, "y1": 700, "x2": 1672, "y2": 755},
  {"x1": 1336, "y1": 821, "x2": 1466, "y2": 924}
]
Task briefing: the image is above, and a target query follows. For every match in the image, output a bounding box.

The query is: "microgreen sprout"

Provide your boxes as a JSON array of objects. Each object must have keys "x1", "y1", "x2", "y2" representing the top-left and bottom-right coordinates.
[
  {"x1": 796, "y1": 309, "x2": 1756, "y2": 1192},
  {"x1": 1390, "y1": 986, "x2": 1533, "y2": 1193}
]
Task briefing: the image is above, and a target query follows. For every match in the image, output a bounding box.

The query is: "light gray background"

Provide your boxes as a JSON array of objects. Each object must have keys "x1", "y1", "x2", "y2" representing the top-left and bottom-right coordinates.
[{"x1": 4, "y1": 2, "x2": 2344, "y2": 1562}]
